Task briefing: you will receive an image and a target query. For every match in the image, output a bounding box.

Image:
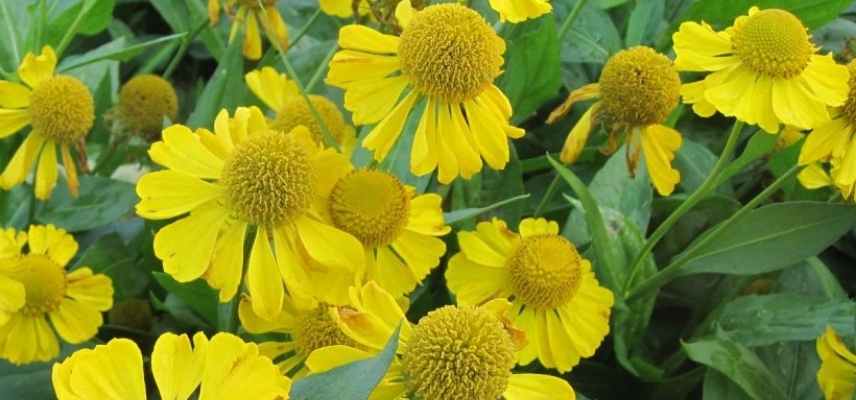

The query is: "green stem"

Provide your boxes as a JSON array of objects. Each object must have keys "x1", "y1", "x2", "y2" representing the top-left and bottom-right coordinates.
[
  {"x1": 557, "y1": 0, "x2": 589, "y2": 40},
  {"x1": 534, "y1": 173, "x2": 561, "y2": 217},
  {"x1": 163, "y1": 19, "x2": 209, "y2": 79},
  {"x1": 288, "y1": 8, "x2": 322, "y2": 49},
  {"x1": 626, "y1": 164, "x2": 799, "y2": 301},
  {"x1": 305, "y1": 43, "x2": 338, "y2": 93},
  {"x1": 55, "y1": 1, "x2": 89, "y2": 57},
  {"x1": 623, "y1": 121, "x2": 744, "y2": 294}
]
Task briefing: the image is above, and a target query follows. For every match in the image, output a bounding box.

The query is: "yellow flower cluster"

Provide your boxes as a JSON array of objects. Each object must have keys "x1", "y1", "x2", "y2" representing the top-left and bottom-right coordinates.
[{"x1": 0, "y1": 2, "x2": 852, "y2": 400}]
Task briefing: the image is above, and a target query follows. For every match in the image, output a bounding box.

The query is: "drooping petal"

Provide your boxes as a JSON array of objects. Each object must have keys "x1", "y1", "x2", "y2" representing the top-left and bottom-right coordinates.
[
  {"x1": 247, "y1": 228, "x2": 284, "y2": 321},
  {"x1": 136, "y1": 170, "x2": 224, "y2": 220},
  {"x1": 0, "y1": 133, "x2": 46, "y2": 190},
  {"x1": 0, "y1": 108, "x2": 31, "y2": 138},
  {"x1": 641, "y1": 124, "x2": 683, "y2": 196},
  {"x1": 680, "y1": 81, "x2": 717, "y2": 118},
  {"x1": 799, "y1": 118, "x2": 851, "y2": 165},
  {"x1": 153, "y1": 202, "x2": 229, "y2": 282},
  {"x1": 295, "y1": 215, "x2": 364, "y2": 272},
  {"x1": 798, "y1": 163, "x2": 833, "y2": 189},
  {"x1": 261, "y1": 7, "x2": 289, "y2": 54},
  {"x1": 34, "y1": 140, "x2": 58, "y2": 200},
  {"x1": 245, "y1": 67, "x2": 300, "y2": 111},
  {"x1": 504, "y1": 373, "x2": 576, "y2": 400},
  {"x1": 243, "y1": 11, "x2": 263, "y2": 60},
  {"x1": 205, "y1": 221, "x2": 248, "y2": 302},
  {"x1": 363, "y1": 92, "x2": 419, "y2": 161},
  {"x1": 771, "y1": 77, "x2": 830, "y2": 130},
  {"x1": 801, "y1": 54, "x2": 849, "y2": 108},
  {"x1": 560, "y1": 104, "x2": 598, "y2": 164}
]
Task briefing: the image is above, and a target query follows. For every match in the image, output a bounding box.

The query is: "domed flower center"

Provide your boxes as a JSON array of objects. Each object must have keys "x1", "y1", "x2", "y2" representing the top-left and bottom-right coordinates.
[
  {"x1": 398, "y1": 4, "x2": 505, "y2": 103},
  {"x1": 401, "y1": 306, "x2": 515, "y2": 400},
  {"x1": 731, "y1": 8, "x2": 813, "y2": 79},
  {"x1": 29, "y1": 75, "x2": 94, "y2": 143},
  {"x1": 840, "y1": 61, "x2": 856, "y2": 127},
  {"x1": 292, "y1": 305, "x2": 355, "y2": 358},
  {"x1": 507, "y1": 235, "x2": 583, "y2": 309},
  {"x1": 328, "y1": 170, "x2": 410, "y2": 248},
  {"x1": 13, "y1": 255, "x2": 66, "y2": 316},
  {"x1": 272, "y1": 96, "x2": 349, "y2": 146},
  {"x1": 118, "y1": 74, "x2": 179, "y2": 138},
  {"x1": 221, "y1": 133, "x2": 314, "y2": 226},
  {"x1": 598, "y1": 46, "x2": 681, "y2": 127}
]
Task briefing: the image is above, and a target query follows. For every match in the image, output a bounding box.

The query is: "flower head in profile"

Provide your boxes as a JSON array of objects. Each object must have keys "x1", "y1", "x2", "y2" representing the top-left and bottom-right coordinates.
[
  {"x1": 489, "y1": 0, "x2": 551, "y2": 23},
  {"x1": 52, "y1": 332, "x2": 291, "y2": 400},
  {"x1": 446, "y1": 218, "x2": 613, "y2": 373},
  {"x1": 318, "y1": 157, "x2": 449, "y2": 297},
  {"x1": 0, "y1": 46, "x2": 94, "y2": 199},
  {"x1": 307, "y1": 282, "x2": 576, "y2": 400},
  {"x1": 208, "y1": 0, "x2": 288, "y2": 60},
  {"x1": 798, "y1": 60, "x2": 856, "y2": 200},
  {"x1": 245, "y1": 67, "x2": 356, "y2": 153},
  {"x1": 135, "y1": 106, "x2": 364, "y2": 321},
  {"x1": 674, "y1": 7, "x2": 849, "y2": 133},
  {"x1": 548, "y1": 46, "x2": 684, "y2": 196},
  {"x1": 116, "y1": 74, "x2": 179, "y2": 139},
  {"x1": 0, "y1": 225, "x2": 113, "y2": 365},
  {"x1": 239, "y1": 294, "x2": 358, "y2": 377},
  {"x1": 326, "y1": 0, "x2": 524, "y2": 184},
  {"x1": 816, "y1": 326, "x2": 856, "y2": 400}
]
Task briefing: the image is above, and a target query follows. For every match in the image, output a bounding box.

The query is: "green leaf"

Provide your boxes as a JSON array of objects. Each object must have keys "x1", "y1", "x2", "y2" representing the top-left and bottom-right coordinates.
[
  {"x1": 703, "y1": 370, "x2": 753, "y2": 400},
  {"x1": 152, "y1": 272, "x2": 219, "y2": 327},
  {"x1": 678, "y1": 202, "x2": 856, "y2": 276},
  {"x1": 46, "y1": 0, "x2": 116, "y2": 47},
  {"x1": 548, "y1": 155, "x2": 623, "y2": 293},
  {"x1": 0, "y1": 185, "x2": 31, "y2": 229},
  {"x1": 715, "y1": 294, "x2": 856, "y2": 346},
  {"x1": 186, "y1": 32, "x2": 245, "y2": 128},
  {"x1": 444, "y1": 194, "x2": 531, "y2": 225},
  {"x1": 499, "y1": 16, "x2": 562, "y2": 122},
  {"x1": 674, "y1": 139, "x2": 719, "y2": 193},
  {"x1": 290, "y1": 326, "x2": 401, "y2": 400},
  {"x1": 684, "y1": 334, "x2": 788, "y2": 400},
  {"x1": 557, "y1": 0, "x2": 622, "y2": 64},
  {"x1": 625, "y1": 0, "x2": 665, "y2": 46},
  {"x1": 36, "y1": 175, "x2": 137, "y2": 232},
  {"x1": 150, "y1": 0, "x2": 225, "y2": 59},
  {"x1": 678, "y1": 0, "x2": 850, "y2": 29},
  {"x1": 58, "y1": 33, "x2": 185, "y2": 71},
  {"x1": 75, "y1": 233, "x2": 149, "y2": 301}
]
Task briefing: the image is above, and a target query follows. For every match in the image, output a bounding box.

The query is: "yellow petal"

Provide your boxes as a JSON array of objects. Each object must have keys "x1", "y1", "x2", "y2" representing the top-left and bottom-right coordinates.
[
  {"x1": 148, "y1": 124, "x2": 224, "y2": 179},
  {"x1": 641, "y1": 124, "x2": 682, "y2": 196},
  {"x1": 560, "y1": 104, "x2": 597, "y2": 164},
  {"x1": 295, "y1": 215, "x2": 364, "y2": 271},
  {"x1": 802, "y1": 54, "x2": 849, "y2": 108},
  {"x1": 672, "y1": 21, "x2": 738, "y2": 72},
  {"x1": 327, "y1": 51, "x2": 401, "y2": 88},
  {"x1": 243, "y1": 12, "x2": 263, "y2": 60},
  {"x1": 0, "y1": 275, "x2": 24, "y2": 325},
  {"x1": 834, "y1": 136, "x2": 856, "y2": 188},
  {"x1": 799, "y1": 118, "x2": 850, "y2": 166},
  {"x1": 547, "y1": 83, "x2": 600, "y2": 124},
  {"x1": 363, "y1": 92, "x2": 418, "y2": 161},
  {"x1": 136, "y1": 170, "x2": 223, "y2": 220},
  {"x1": 18, "y1": 46, "x2": 57, "y2": 88},
  {"x1": 60, "y1": 145, "x2": 79, "y2": 198},
  {"x1": 206, "y1": 221, "x2": 247, "y2": 302},
  {"x1": 0, "y1": 108, "x2": 31, "y2": 138},
  {"x1": 305, "y1": 345, "x2": 373, "y2": 373},
  {"x1": 680, "y1": 81, "x2": 717, "y2": 118},
  {"x1": 0, "y1": 133, "x2": 46, "y2": 189},
  {"x1": 199, "y1": 333, "x2": 291, "y2": 400},
  {"x1": 445, "y1": 103, "x2": 483, "y2": 179},
  {"x1": 504, "y1": 373, "x2": 576, "y2": 400},
  {"x1": 153, "y1": 203, "x2": 229, "y2": 282},
  {"x1": 237, "y1": 295, "x2": 292, "y2": 333},
  {"x1": 771, "y1": 78, "x2": 829, "y2": 130},
  {"x1": 343, "y1": 76, "x2": 410, "y2": 125},
  {"x1": 464, "y1": 97, "x2": 510, "y2": 170},
  {"x1": 445, "y1": 253, "x2": 510, "y2": 306},
  {"x1": 395, "y1": 0, "x2": 414, "y2": 28},
  {"x1": 261, "y1": 7, "x2": 289, "y2": 53},
  {"x1": 152, "y1": 333, "x2": 204, "y2": 400},
  {"x1": 0, "y1": 81, "x2": 31, "y2": 108},
  {"x1": 208, "y1": 0, "x2": 221, "y2": 24},
  {"x1": 518, "y1": 217, "x2": 559, "y2": 237},
  {"x1": 49, "y1": 298, "x2": 102, "y2": 343},
  {"x1": 457, "y1": 230, "x2": 508, "y2": 268},
  {"x1": 247, "y1": 228, "x2": 284, "y2": 321},
  {"x1": 65, "y1": 267, "x2": 114, "y2": 311},
  {"x1": 53, "y1": 338, "x2": 147, "y2": 400},
  {"x1": 34, "y1": 141, "x2": 58, "y2": 200},
  {"x1": 245, "y1": 67, "x2": 299, "y2": 112},
  {"x1": 489, "y1": 0, "x2": 552, "y2": 23},
  {"x1": 319, "y1": 0, "x2": 355, "y2": 17},
  {"x1": 28, "y1": 224, "x2": 78, "y2": 266},
  {"x1": 405, "y1": 193, "x2": 450, "y2": 236},
  {"x1": 390, "y1": 230, "x2": 445, "y2": 285},
  {"x1": 337, "y1": 25, "x2": 400, "y2": 54},
  {"x1": 798, "y1": 163, "x2": 833, "y2": 189},
  {"x1": 816, "y1": 327, "x2": 856, "y2": 400}
]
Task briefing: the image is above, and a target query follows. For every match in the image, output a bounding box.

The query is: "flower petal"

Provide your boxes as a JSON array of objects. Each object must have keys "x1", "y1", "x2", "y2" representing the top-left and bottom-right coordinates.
[
  {"x1": 136, "y1": 170, "x2": 224, "y2": 220},
  {"x1": 152, "y1": 333, "x2": 204, "y2": 400},
  {"x1": 247, "y1": 228, "x2": 284, "y2": 321},
  {"x1": 153, "y1": 202, "x2": 229, "y2": 282},
  {"x1": 49, "y1": 298, "x2": 103, "y2": 344},
  {"x1": 0, "y1": 133, "x2": 46, "y2": 190},
  {"x1": 18, "y1": 46, "x2": 57, "y2": 88},
  {"x1": 295, "y1": 215, "x2": 364, "y2": 272},
  {"x1": 504, "y1": 373, "x2": 575, "y2": 400},
  {"x1": 65, "y1": 267, "x2": 114, "y2": 311}
]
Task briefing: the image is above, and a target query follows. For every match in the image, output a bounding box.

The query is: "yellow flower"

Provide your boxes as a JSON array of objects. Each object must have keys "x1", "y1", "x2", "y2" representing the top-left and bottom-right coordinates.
[
  {"x1": 326, "y1": 0, "x2": 524, "y2": 184},
  {"x1": 798, "y1": 159, "x2": 856, "y2": 201},
  {"x1": 117, "y1": 74, "x2": 179, "y2": 139},
  {"x1": 52, "y1": 331, "x2": 292, "y2": 400},
  {"x1": 548, "y1": 46, "x2": 684, "y2": 196},
  {"x1": 208, "y1": 0, "x2": 289, "y2": 60},
  {"x1": 816, "y1": 326, "x2": 856, "y2": 400},
  {"x1": 674, "y1": 7, "x2": 849, "y2": 133},
  {"x1": 445, "y1": 218, "x2": 614, "y2": 373},
  {"x1": 0, "y1": 46, "x2": 94, "y2": 199},
  {"x1": 245, "y1": 67, "x2": 357, "y2": 153},
  {"x1": 308, "y1": 281, "x2": 576, "y2": 400},
  {"x1": 319, "y1": 158, "x2": 450, "y2": 297},
  {"x1": 489, "y1": 0, "x2": 551, "y2": 23},
  {"x1": 0, "y1": 225, "x2": 113, "y2": 365},
  {"x1": 239, "y1": 295, "x2": 358, "y2": 377},
  {"x1": 135, "y1": 106, "x2": 364, "y2": 321}
]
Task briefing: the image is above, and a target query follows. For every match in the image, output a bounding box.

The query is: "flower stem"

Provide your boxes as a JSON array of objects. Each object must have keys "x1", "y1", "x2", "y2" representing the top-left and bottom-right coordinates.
[
  {"x1": 55, "y1": 0, "x2": 89, "y2": 57},
  {"x1": 163, "y1": 18, "x2": 209, "y2": 80},
  {"x1": 623, "y1": 121, "x2": 744, "y2": 295},
  {"x1": 534, "y1": 173, "x2": 562, "y2": 217},
  {"x1": 289, "y1": 8, "x2": 322, "y2": 49},
  {"x1": 626, "y1": 164, "x2": 799, "y2": 301},
  {"x1": 306, "y1": 43, "x2": 338, "y2": 93},
  {"x1": 557, "y1": 0, "x2": 589, "y2": 40}
]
